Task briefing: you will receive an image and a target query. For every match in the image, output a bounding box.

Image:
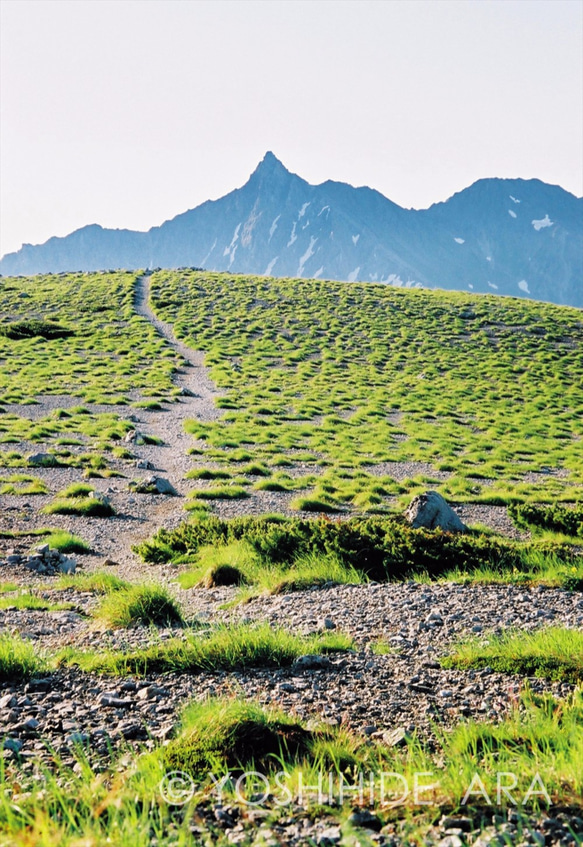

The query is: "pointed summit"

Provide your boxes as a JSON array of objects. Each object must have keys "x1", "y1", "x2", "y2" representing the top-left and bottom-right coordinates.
[{"x1": 248, "y1": 151, "x2": 292, "y2": 182}]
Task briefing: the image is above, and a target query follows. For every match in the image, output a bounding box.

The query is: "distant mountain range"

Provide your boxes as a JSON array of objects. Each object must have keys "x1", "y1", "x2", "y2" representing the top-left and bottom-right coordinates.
[{"x1": 2, "y1": 152, "x2": 581, "y2": 306}]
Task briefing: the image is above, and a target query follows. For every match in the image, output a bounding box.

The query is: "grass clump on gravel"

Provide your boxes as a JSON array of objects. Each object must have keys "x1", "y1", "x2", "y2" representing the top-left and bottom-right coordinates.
[
  {"x1": 42, "y1": 483, "x2": 115, "y2": 517},
  {"x1": 56, "y1": 571, "x2": 130, "y2": 594},
  {"x1": 0, "y1": 689, "x2": 581, "y2": 844},
  {"x1": 161, "y1": 698, "x2": 315, "y2": 777},
  {"x1": 0, "y1": 632, "x2": 46, "y2": 681},
  {"x1": 0, "y1": 591, "x2": 76, "y2": 612},
  {"x1": 442, "y1": 627, "x2": 583, "y2": 683},
  {"x1": 56, "y1": 623, "x2": 353, "y2": 676},
  {"x1": 0, "y1": 473, "x2": 48, "y2": 495},
  {"x1": 43, "y1": 530, "x2": 91, "y2": 554},
  {"x1": 94, "y1": 584, "x2": 184, "y2": 628}
]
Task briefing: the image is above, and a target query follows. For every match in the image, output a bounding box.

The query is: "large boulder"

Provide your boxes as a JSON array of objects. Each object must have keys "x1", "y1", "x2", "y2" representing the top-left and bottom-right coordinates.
[{"x1": 404, "y1": 491, "x2": 466, "y2": 532}]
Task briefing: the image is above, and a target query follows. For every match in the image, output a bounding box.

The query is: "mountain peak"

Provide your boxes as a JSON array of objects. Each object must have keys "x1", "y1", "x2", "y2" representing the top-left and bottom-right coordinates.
[{"x1": 250, "y1": 151, "x2": 290, "y2": 179}]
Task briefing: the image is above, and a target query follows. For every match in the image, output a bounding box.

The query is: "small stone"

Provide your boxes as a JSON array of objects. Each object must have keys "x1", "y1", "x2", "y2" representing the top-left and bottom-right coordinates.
[
  {"x1": 292, "y1": 655, "x2": 331, "y2": 671},
  {"x1": 58, "y1": 556, "x2": 76, "y2": 575},
  {"x1": 99, "y1": 695, "x2": 132, "y2": 708},
  {"x1": 348, "y1": 809, "x2": 382, "y2": 831},
  {"x1": 3, "y1": 738, "x2": 23, "y2": 754},
  {"x1": 317, "y1": 827, "x2": 342, "y2": 845},
  {"x1": 441, "y1": 816, "x2": 473, "y2": 832}
]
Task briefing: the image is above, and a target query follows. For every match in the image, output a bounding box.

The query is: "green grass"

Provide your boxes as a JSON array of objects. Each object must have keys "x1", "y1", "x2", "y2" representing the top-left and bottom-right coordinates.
[
  {"x1": 0, "y1": 473, "x2": 48, "y2": 495},
  {"x1": 55, "y1": 571, "x2": 130, "y2": 594},
  {"x1": 188, "y1": 485, "x2": 249, "y2": 500},
  {"x1": 146, "y1": 270, "x2": 583, "y2": 509},
  {"x1": 137, "y1": 514, "x2": 577, "y2": 589},
  {"x1": 442, "y1": 627, "x2": 583, "y2": 683},
  {"x1": 0, "y1": 688, "x2": 581, "y2": 844},
  {"x1": 43, "y1": 530, "x2": 91, "y2": 554},
  {"x1": 0, "y1": 631, "x2": 46, "y2": 681},
  {"x1": 94, "y1": 584, "x2": 184, "y2": 628},
  {"x1": 56, "y1": 623, "x2": 354, "y2": 676},
  {"x1": 0, "y1": 591, "x2": 76, "y2": 612},
  {"x1": 41, "y1": 484, "x2": 115, "y2": 517},
  {"x1": 509, "y1": 502, "x2": 583, "y2": 539},
  {"x1": 0, "y1": 272, "x2": 177, "y2": 407},
  {"x1": 178, "y1": 541, "x2": 365, "y2": 596},
  {"x1": 161, "y1": 698, "x2": 318, "y2": 777}
]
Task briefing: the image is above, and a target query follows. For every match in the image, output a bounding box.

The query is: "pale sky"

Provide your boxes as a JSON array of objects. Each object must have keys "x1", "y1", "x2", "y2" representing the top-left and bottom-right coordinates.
[{"x1": 1, "y1": 0, "x2": 582, "y2": 257}]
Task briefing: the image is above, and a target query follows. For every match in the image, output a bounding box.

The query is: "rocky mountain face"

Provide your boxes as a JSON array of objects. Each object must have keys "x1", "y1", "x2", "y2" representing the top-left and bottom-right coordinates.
[{"x1": 2, "y1": 152, "x2": 581, "y2": 306}]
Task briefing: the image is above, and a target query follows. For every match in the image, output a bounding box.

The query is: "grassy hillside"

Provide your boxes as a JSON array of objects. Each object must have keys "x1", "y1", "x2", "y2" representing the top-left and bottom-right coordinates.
[
  {"x1": 0, "y1": 271, "x2": 177, "y2": 404},
  {"x1": 150, "y1": 270, "x2": 583, "y2": 509}
]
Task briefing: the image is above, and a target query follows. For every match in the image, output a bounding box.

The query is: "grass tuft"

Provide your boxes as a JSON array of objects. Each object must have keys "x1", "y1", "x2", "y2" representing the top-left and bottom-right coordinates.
[
  {"x1": 94, "y1": 583, "x2": 184, "y2": 628},
  {"x1": 442, "y1": 627, "x2": 583, "y2": 683},
  {"x1": 56, "y1": 623, "x2": 354, "y2": 676},
  {"x1": 0, "y1": 632, "x2": 45, "y2": 681}
]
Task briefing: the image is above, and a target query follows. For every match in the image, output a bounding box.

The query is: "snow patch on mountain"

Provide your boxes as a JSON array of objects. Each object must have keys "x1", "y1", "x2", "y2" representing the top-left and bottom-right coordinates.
[
  {"x1": 298, "y1": 202, "x2": 310, "y2": 219},
  {"x1": 287, "y1": 222, "x2": 297, "y2": 247},
  {"x1": 510, "y1": 195, "x2": 521, "y2": 204},
  {"x1": 385, "y1": 273, "x2": 404, "y2": 287},
  {"x1": 508, "y1": 210, "x2": 517, "y2": 219},
  {"x1": 347, "y1": 267, "x2": 361, "y2": 282},
  {"x1": 223, "y1": 224, "x2": 241, "y2": 265},
  {"x1": 313, "y1": 266, "x2": 324, "y2": 278},
  {"x1": 264, "y1": 257, "x2": 278, "y2": 276},
  {"x1": 298, "y1": 237, "x2": 318, "y2": 276},
  {"x1": 269, "y1": 215, "x2": 280, "y2": 241},
  {"x1": 487, "y1": 281, "x2": 499, "y2": 290},
  {"x1": 352, "y1": 234, "x2": 360, "y2": 245},
  {"x1": 201, "y1": 238, "x2": 217, "y2": 266},
  {"x1": 318, "y1": 205, "x2": 330, "y2": 217},
  {"x1": 532, "y1": 214, "x2": 553, "y2": 231},
  {"x1": 518, "y1": 280, "x2": 531, "y2": 294},
  {"x1": 454, "y1": 237, "x2": 465, "y2": 244}
]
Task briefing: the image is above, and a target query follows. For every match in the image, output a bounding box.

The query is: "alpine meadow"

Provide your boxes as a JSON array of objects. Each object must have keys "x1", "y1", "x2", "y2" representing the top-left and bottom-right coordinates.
[{"x1": 0, "y1": 268, "x2": 582, "y2": 846}]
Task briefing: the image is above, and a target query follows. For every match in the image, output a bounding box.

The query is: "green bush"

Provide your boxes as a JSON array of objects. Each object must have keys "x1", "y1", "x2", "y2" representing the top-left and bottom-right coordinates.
[
  {"x1": 135, "y1": 515, "x2": 574, "y2": 582},
  {"x1": 0, "y1": 319, "x2": 74, "y2": 340},
  {"x1": 509, "y1": 502, "x2": 583, "y2": 538}
]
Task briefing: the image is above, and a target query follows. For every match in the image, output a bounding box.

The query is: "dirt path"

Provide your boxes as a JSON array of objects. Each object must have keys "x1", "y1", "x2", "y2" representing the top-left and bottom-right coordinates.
[
  {"x1": 104, "y1": 274, "x2": 223, "y2": 571},
  {"x1": 0, "y1": 275, "x2": 223, "y2": 582}
]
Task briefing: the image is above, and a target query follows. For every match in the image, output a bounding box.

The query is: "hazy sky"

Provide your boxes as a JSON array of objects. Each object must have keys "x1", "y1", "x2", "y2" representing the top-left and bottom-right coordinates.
[{"x1": 1, "y1": 0, "x2": 582, "y2": 257}]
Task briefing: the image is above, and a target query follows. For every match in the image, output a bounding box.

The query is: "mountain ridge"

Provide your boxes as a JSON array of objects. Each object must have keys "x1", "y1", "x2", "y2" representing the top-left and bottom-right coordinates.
[{"x1": 2, "y1": 152, "x2": 581, "y2": 306}]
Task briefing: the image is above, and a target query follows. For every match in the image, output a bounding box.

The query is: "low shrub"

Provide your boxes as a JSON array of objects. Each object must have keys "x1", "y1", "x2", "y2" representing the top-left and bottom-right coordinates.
[
  {"x1": 0, "y1": 319, "x2": 74, "y2": 340},
  {"x1": 135, "y1": 514, "x2": 574, "y2": 583},
  {"x1": 509, "y1": 502, "x2": 583, "y2": 539}
]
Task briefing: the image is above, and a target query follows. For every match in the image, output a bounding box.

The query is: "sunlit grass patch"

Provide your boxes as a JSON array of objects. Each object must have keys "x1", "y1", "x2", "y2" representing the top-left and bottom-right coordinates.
[
  {"x1": 43, "y1": 530, "x2": 91, "y2": 554},
  {"x1": 42, "y1": 483, "x2": 115, "y2": 517},
  {"x1": 0, "y1": 590, "x2": 76, "y2": 612},
  {"x1": 442, "y1": 627, "x2": 583, "y2": 683},
  {"x1": 94, "y1": 584, "x2": 184, "y2": 628},
  {"x1": 0, "y1": 632, "x2": 46, "y2": 681},
  {"x1": 0, "y1": 473, "x2": 48, "y2": 495},
  {"x1": 55, "y1": 570, "x2": 130, "y2": 594},
  {"x1": 56, "y1": 623, "x2": 354, "y2": 676}
]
